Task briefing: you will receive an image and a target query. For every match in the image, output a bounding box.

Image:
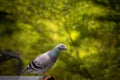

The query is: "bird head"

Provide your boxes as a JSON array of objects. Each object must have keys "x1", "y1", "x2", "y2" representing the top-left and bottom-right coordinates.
[{"x1": 55, "y1": 43, "x2": 67, "y2": 50}]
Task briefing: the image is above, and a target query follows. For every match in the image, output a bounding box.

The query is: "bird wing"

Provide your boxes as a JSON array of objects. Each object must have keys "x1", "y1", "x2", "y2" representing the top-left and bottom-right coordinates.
[
  {"x1": 33, "y1": 51, "x2": 51, "y2": 69},
  {"x1": 18, "y1": 51, "x2": 51, "y2": 75}
]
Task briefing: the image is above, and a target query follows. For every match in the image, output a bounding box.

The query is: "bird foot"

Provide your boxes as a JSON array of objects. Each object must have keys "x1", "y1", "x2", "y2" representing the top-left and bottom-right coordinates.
[{"x1": 40, "y1": 74, "x2": 50, "y2": 80}]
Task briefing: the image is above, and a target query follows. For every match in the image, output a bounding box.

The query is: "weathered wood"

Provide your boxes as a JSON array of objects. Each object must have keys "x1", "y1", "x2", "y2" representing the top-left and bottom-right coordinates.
[
  {"x1": 0, "y1": 76, "x2": 39, "y2": 80},
  {"x1": 0, "y1": 76, "x2": 55, "y2": 80}
]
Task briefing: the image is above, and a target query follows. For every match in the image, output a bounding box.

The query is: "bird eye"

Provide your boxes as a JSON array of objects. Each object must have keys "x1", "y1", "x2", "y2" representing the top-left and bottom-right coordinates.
[{"x1": 61, "y1": 45, "x2": 64, "y2": 47}]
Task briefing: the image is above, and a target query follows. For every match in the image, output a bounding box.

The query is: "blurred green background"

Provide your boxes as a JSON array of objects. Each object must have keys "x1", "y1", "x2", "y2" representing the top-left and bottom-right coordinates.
[{"x1": 0, "y1": 0, "x2": 120, "y2": 80}]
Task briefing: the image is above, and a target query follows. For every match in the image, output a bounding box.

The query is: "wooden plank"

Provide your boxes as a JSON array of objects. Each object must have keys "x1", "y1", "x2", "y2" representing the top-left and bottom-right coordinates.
[{"x1": 0, "y1": 76, "x2": 39, "y2": 80}]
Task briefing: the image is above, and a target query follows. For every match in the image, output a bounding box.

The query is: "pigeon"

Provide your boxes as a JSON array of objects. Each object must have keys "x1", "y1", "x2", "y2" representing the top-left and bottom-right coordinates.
[{"x1": 18, "y1": 43, "x2": 67, "y2": 76}]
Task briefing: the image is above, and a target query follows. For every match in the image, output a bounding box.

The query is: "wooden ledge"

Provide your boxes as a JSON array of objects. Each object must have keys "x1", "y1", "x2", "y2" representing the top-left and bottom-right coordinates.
[{"x1": 0, "y1": 76, "x2": 39, "y2": 80}]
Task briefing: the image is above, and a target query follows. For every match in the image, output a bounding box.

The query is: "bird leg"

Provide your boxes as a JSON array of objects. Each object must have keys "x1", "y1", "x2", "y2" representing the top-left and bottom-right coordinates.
[
  {"x1": 40, "y1": 73, "x2": 51, "y2": 80},
  {"x1": 44, "y1": 72, "x2": 50, "y2": 77}
]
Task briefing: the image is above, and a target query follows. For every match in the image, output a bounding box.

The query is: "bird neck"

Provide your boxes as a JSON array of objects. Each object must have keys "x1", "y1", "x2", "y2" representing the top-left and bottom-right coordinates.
[{"x1": 51, "y1": 48, "x2": 61, "y2": 57}]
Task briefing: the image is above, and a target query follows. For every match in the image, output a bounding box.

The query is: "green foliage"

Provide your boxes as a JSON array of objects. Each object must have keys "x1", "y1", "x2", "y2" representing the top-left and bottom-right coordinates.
[{"x1": 0, "y1": 0, "x2": 120, "y2": 80}]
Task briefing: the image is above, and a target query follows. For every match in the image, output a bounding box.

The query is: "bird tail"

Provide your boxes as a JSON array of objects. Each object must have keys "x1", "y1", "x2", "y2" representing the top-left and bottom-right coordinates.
[{"x1": 17, "y1": 67, "x2": 29, "y2": 76}]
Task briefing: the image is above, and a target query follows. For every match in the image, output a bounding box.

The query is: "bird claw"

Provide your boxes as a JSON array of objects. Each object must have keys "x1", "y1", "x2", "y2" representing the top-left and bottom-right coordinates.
[{"x1": 40, "y1": 74, "x2": 50, "y2": 80}]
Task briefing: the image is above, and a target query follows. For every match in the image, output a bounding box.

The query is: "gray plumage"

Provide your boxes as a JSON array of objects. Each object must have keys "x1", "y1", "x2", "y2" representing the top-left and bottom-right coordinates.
[{"x1": 18, "y1": 43, "x2": 67, "y2": 75}]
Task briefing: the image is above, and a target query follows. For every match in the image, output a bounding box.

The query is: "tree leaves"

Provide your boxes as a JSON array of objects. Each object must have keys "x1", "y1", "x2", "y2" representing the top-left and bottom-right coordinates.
[{"x1": 0, "y1": 0, "x2": 120, "y2": 80}]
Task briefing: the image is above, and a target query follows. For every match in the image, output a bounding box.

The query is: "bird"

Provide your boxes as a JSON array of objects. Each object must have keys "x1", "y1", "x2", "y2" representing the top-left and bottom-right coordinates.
[{"x1": 17, "y1": 43, "x2": 67, "y2": 78}]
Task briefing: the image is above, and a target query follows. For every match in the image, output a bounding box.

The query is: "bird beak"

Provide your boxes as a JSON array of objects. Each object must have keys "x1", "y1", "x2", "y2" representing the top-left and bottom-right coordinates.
[{"x1": 64, "y1": 47, "x2": 67, "y2": 50}]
